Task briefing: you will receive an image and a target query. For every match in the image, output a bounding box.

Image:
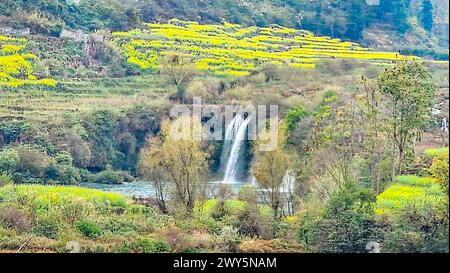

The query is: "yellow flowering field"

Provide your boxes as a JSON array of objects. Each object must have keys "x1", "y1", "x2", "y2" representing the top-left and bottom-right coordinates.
[
  {"x1": 375, "y1": 175, "x2": 445, "y2": 215},
  {"x1": 0, "y1": 184, "x2": 127, "y2": 209},
  {"x1": 113, "y1": 19, "x2": 419, "y2": 76},
  {"x1": 0, "y1": 35, "x2": 56, "y2": 88}
]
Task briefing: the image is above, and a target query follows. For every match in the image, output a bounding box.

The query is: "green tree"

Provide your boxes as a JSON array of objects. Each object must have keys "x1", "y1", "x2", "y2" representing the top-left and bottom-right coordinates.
[{"x1": 377, "y1": 61, "x2": 436, "y2": 178}]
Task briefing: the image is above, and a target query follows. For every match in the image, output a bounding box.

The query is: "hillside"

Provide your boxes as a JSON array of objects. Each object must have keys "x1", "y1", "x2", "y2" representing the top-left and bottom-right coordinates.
[{"x1": 0, "y1": 0, "x2": 449, "y2": 59}]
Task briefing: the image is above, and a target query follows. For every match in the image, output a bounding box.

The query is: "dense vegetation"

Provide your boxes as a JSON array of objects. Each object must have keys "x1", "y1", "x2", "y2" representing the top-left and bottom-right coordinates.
[{"x1": 0, "y1": 2, "x2": 449, "y2": 254}]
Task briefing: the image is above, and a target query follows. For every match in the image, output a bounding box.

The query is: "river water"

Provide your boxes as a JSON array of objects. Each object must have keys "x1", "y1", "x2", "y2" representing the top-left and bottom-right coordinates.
[{"x1": 80, "y1": 180, "x2": 249, "y2": 198}]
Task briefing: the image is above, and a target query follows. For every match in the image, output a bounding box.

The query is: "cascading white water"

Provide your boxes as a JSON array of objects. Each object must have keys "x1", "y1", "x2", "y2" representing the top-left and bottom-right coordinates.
[
  {"x1": 441, "y1": 118, "x2": 449, "y2": 133},
  {"x1": 222, "y1": 114, "x2": 251, "y2": 183},
  {"x1": 281, "y1": 172, "x2": 296, "y2": 193}
]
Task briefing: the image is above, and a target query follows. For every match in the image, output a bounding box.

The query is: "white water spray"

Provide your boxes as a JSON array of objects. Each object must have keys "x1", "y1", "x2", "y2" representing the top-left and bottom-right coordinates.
[{"x1": 222, "y1": 114, "x2": 252, "y2": 183}]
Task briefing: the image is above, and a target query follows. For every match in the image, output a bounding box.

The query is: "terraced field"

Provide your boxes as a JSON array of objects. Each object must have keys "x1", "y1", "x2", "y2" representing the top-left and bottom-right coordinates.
[
  {"x1": 0, "y1": 76, "x2": 167, "y2": 121},
  {"x1": 114, "y1": 19, "x2": 419, "y2": 76},
  {"x1": 0, "y1": 35, "x2": 56, "y2": 87}
]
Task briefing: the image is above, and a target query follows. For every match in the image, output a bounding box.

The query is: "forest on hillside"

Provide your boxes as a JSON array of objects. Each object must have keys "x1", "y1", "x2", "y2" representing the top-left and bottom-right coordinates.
[{"x1": 0, "y1": 0, "x2": 448, "y2": 256}]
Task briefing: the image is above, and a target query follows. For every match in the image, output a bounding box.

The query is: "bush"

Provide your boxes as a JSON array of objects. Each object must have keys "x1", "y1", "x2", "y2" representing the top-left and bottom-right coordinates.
[
  {"x1": 312, "y1": 184, "x2": 380, "y2": 253},
  {"x1": 55, "y1": 152, "x2": 73, "y2": 165},
  {"x1": 210, "y1": 200, "x2": 230, "y2": 221},
  {"x1": 216, "y1": 226, "x2": 241, "y2": 252},
  {"x1": 285, "y1": 106, "x2": 308, "y2": 134},
  {"x1": 34, "y1": 214, "x2": 60, "y2": 239},
  {"x1": 238, "y1": 239, "x2": 305, "y2": 253},
  {"x1": 0, "y1": 207, "x2": 31, "y2": 232},
  {"x1": 16, "y1": 145, "x2": 50, "y2": 178},
  {"x1": 382, "y1": 205, "x2": 449, "y2": 253},
  {"x1": 0, "y1": 172, "x2": 13, "y2": 187},
  {"x1": 43, "y1": 163, "x2": 81, "y2": 185},
  {"x1": 235, "y1": 204, "x2": 263, "y2": 237},
  {"x1": 76, "y1": 219, "x2": 102, "y2": 238},
  {"x1": 0, "y1": 148, "x2": 19, "y2": 174},
  {"x1": 429, "y1": 151, "x2": 449, "y2": 194},
  {"x1": 93, "y1": 169, "x2": 125, "y2": 184},
  {"x1": 135, "y1": 237, "x2": 170, "y2": 253}
]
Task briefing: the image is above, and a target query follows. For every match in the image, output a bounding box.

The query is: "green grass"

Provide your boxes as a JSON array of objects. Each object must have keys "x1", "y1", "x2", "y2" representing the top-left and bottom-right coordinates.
[
  {"x1": 395, "y1": 175, "x2": 437, "y2": 187},
  {"x1": 424, "y1": 147, "x2": 449, "y2": 157},
  {"x1": 198, "y1": 199, "x2": 272, "y2": 218}
]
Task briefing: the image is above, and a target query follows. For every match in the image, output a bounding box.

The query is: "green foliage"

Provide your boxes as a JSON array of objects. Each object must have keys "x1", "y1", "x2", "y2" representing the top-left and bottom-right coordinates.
[
  {"x1": 33, "y1": 213, "x2": 60, "y2": 239},
  {"x1": 377, "y1": 61, "x2": 436, "y2": 175},
  {"x1": 210, "y1": 200, "x2": 231, "y2": 221},
  {"x1": 383, "y1": 205, "x2": 449, "y2": 253},
  {"x1": 311, "y1": 184, "x2": 380, "y2": 253},
  {"x1": 285, "y1": 106, "x2": 308, "y2": 134},
  {"x1": 76, "y1": 219, "x2": 102, "y2": 238},
  {"x1": 43, "y1": 163, "x2": 81, "y2": 185},
  {"x1": 15, "y1": 145, "x2": 51, "y2": 179},
  {"x1": 0, "y1": 148, "x2": 19, "y2": 174},
  {"x1": 0, "y1": 172, "x2": 13, "y2": 187},
  {"x1": 429, "y1": 151, "x2": 449, "y2": 194},
  {"x1": 135, "y1": 237, "x2": 170, "y2": 253},
  {"x1": 92, "y1": 169, "x2": 126, "y2": 184}
]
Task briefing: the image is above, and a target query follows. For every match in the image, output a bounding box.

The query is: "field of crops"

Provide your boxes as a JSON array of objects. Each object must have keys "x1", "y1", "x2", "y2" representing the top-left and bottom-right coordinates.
[
  {"x1": 0, "y1": 35, "x2": 56, "y2": 87},
  {"x1": 375, "y1": 147, "x2": 449, "y2": 215},
  {"x1": 114, "y1": 19, "x2": 419, "y2": 76}
]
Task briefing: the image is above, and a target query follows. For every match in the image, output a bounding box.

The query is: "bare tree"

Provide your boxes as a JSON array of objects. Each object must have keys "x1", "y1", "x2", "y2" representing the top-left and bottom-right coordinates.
[
  {"x1": 139, "y1": 117, "x2": 208, "y2": 214},
  {"x1": 161, "y1": 54, "x2": 197, "y2": 102}
]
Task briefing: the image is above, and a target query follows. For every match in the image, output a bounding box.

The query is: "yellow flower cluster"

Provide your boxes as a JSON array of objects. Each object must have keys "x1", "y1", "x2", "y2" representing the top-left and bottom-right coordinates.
[
  {"x1": 113, "y1": 19, "x2": 419, "y2": 77},
  {"x1": 375, "y1": 175, "x2": 444, "y2": 215},
  {"x1": 0, "y1": 35, "x2": 56, "y2": 87}
]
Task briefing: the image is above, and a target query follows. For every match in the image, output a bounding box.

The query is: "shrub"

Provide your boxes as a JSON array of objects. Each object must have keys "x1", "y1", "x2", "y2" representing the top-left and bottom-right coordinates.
[
  {"x1": 34, "y1": 214, "x2": 60, "y2": 239},
  {"x1": 216, "y1": 226, "x2": 241, "y2": 252},
  {"x1": 235, "y1": 204, "x2": 263, "y2": 237},
  {"x1": 76, "y1": 219, "x2": 102, "y2": 238},
  {"x1": 238, "y1": 239, "x2": 305, "y2": 253},
  {"x1": 55, "y1": 152, "x2": 73, "y2": 165},
  {"x1": 382, "y1": 205, "x2": 449, "y2": 253},
  {"x1": 210, "y1": 200, "x2": 230, "y2": 221},
  {"x1": 429, "y1": 151, "x2": 449, "y2": 194},
  {"x1": 0, "y1": 172, "x2": 13, "y2": 187},
  {"x1": 0, "y1": 148, "x2": 19, "y2": 174},
  {"x1": 0, "y1": 207, "x2": 31, "y2": 232},
  {"x1": 44, "y1": 163, "x2": 81, "y2": 185},
  {"x1": 135, "y1": 237, "x2": 170, "y2": 253},
  {"x1": 16, "y1": 145, "x2": 50, "y2": 178},
  {"x1": 93, "y1": 169, "x2": 126, "y2": 184},
  {"x1": 285, "y1": 106, "x2": 308, "y2": 133}
]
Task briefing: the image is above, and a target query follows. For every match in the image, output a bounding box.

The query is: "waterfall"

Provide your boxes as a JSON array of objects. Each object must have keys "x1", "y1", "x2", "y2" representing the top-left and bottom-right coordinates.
[
  {"x1": 442, "y1": 118, "x2": 449, "y2": 134},
  {"x1": 281, "y1": 172, "x2": 296, "y2": 193},
  {"x1": 222, "y1": 114, "x2": 251, "y2": 183}
]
